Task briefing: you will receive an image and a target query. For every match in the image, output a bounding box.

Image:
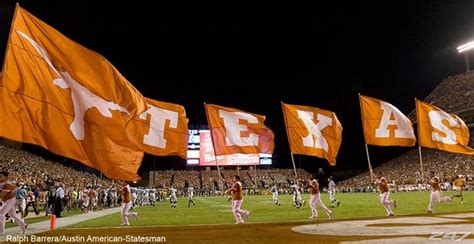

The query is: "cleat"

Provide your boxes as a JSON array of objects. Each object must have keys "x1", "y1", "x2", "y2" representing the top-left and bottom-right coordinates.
[{"x1": 328, "y1": 211, "x2": 333, "y2": 220}]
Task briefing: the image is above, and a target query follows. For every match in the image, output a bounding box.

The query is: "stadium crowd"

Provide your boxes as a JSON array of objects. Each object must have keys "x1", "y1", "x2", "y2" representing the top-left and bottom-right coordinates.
[
  {"x1": 415, "y1": 71, "x2": 474, "y2": 114},
  {"x1": 338, "y1": 148, "x2": 473, "y2": 193},
  {"x1": 0, "y1": 144, "x2": 124, "y2": 218}
]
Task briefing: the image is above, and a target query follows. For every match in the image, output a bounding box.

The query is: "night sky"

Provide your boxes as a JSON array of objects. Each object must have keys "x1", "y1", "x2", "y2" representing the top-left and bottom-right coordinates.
[{"x1": 1, "y1": 1, "x2": 473, "y2": 175}]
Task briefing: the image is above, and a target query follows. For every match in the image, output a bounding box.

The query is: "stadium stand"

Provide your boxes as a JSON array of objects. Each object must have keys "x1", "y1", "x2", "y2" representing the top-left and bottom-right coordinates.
[{"x1": 342, "y1": 71, "x2": 474, "y2": 192}]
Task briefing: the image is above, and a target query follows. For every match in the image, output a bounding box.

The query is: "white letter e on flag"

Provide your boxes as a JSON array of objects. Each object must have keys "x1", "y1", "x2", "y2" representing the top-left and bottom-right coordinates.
[{"x1": 219, "y1": 110, "x2": 259, "y2": 146}]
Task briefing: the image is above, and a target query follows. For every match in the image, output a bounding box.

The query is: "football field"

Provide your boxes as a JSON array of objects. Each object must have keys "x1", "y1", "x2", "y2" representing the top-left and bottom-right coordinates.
[
  {"x1": 67, "y1": 191, "x2": 474, "y2": 226},
  {"x1": 30, "y1": 191, "x2": 474, "y2": 243}
]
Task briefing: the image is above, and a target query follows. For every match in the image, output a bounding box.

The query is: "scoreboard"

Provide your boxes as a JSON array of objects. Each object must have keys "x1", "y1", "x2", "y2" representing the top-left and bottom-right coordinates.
[{"x1": 186, "y1": 130, "x2": 272, "y2": 166}]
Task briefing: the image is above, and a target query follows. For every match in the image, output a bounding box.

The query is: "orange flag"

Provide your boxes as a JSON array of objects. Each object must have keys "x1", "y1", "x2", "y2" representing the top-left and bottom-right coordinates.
[
  {"x1": 204, "y1": 104, "x2": 274, "y2": 155},
  {"x1": 0, "y1": 6, "x2": 148, "y2": 180},
  {"x1": 416, "y1": 100, "x2": 474, "y2": 155},
  {"x1": 282, "y1": 103, "x2": 342, "y2": 165},
  {"x1": 359, "y1": 95, "x2": 416, "y2": 146},
  {"x1": 129, "y1": 98, "x2": 189, "y2": 159}
]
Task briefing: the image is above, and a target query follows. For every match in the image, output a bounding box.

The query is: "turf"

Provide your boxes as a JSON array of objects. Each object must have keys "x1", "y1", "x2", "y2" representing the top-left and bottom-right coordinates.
[
  {"x1": 6, "y1": 208, "x2": 83, "y2": 229},
  {"x1": 67, "y1": 191, "x2": 474, "y2": 228}
]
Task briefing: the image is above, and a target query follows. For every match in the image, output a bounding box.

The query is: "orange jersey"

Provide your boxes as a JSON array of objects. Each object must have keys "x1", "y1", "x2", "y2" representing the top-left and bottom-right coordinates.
[
  {"x1": 376, "y1": 177, "x2": 389, "y2": 193},
  {"x1": 431, "y1": 177, "x2": 440, "y2": 192},
  {"x1": 309, "y1": 179, "x2": 319, "y2": 194},
  {"x1": 230, "y1": 182, "x2": 243, "y2": 200},
  {"x1": 1, "y1": 182, "x2": 16, "y2": 201},
  {"x1": 88, "y1": 189, "x2": 96, "y2": 198},
  {"x1": 121, "y1": 185, "x2": 131, "y2": 203},
  {"x1": 454, "y1": 178, "x2": 466, "y2": 187}
]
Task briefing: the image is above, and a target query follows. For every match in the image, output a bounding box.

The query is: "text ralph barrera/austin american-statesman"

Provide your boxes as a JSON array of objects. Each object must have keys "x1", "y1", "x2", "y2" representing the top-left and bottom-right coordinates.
[{"x1": 6, "y1": 234, "x2": 166, "y2": 243}]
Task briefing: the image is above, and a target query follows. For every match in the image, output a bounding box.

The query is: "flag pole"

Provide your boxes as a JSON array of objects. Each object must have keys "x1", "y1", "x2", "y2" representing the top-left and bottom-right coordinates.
[
  {"x1": 237, "y1": 165, "x2": 240, "y2": 175},
  {"x1": 290, "y1": 153, "x2": 298, "y2": 179},
  {"x1": 358, "y1": 94, "x2": 375, "y2": 182},
  {"x1": 253, "y1": 165, "x2": 258, "y2": 188},
  {"x1": 418, "y1": 145, "x2": 425, "y2": 183},
  {"x1": 414, "y1": 98, "x2": 425, "y2": 184},
  {"x1": 281, "y1": 102, "x2": 299, "y2": 179},
  {"x1": 153, "y1": 157, "x2": 156, "y2": 186},
  {"x1": 203, "y1": 102, "x2": 224, "y2": 192},
  {"x1": 364, "y1": 143, "x2": 375, "y2": 182}
]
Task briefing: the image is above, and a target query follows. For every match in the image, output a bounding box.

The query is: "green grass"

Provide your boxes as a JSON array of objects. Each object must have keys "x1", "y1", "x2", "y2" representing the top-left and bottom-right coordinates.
[
  {"x1": 6, "y1": 208, "x2": 83, "y2": 228},
  {"x1": 67, "y1": 191, "x2": 474, "y2": 228}
]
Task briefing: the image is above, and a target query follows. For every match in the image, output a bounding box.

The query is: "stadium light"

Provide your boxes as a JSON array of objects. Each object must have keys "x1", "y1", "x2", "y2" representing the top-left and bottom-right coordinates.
[
  {"x1": 457, "y1": 40, "x2": 474, "y2": 72},
  {"x1": 457, "y1": 41, "x2": 474, "y2": 53}
]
